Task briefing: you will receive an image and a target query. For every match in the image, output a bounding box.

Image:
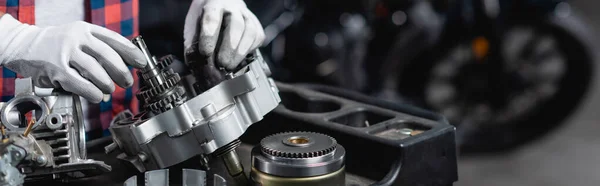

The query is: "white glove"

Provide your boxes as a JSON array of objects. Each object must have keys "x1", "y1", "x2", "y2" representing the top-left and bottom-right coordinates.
[
  {"x1": 0, "y1": 14, "x2": 146, "y2": 103},
  {"x1": 184, "y1": 0, "x2": 265, "y2": 70}
]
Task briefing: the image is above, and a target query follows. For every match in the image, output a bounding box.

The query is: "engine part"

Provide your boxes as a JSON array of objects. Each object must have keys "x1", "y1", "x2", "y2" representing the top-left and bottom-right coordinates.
[
  {"x1": 107, "y1": 36, "x2": 281, "y2": 180},
  {"x1": 0, "y1": 141, "x2": 26, "y2": 186},
  {"x1": 240, "y1": 82, "x2": 458, "y2": 186},
  {"x1": 28, "y1": 81, "x2": 458, "y2": 186},
  {"x1": 123, "y1": 169, "x2": 226, "y2": 186},
  {"x1": 0, "y1": 78, "x2": 110, "y2": 184},
  {"x1": 250, "y1": 131, "x2": 345, "y2": 186},
  {"x1": 133, "y1": 37, "x2": 186, "y2": 114}
]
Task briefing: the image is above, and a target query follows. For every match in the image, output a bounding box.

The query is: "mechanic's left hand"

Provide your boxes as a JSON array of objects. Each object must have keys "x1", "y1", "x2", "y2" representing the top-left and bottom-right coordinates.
[{"x1": 184, "y1": 0, "x2": 265, "y2": 71}]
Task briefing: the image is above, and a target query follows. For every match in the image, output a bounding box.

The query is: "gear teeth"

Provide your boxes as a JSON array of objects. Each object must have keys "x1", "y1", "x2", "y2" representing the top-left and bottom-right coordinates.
[
  {"x1": 260, "y1": 131, "x2": 337, "y2": 159},
  {"x1": 157, "y1": 55, "x2": 176, "y2": 70},
  {"x1": 146, "y1": 86, "x2": 186, "y2": 112},
  {"x1": 138, "y1": 73, "x2": 182, "y2": 101}
]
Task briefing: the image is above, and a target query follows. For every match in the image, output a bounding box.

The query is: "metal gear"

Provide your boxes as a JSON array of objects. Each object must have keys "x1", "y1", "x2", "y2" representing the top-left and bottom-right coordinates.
[
  {"x1": 156, "y1": 55, "x2": 175, "y2": 70},
  {"x1": 146, "y1": 86, "x2": 186, "y2": 112},
  {"x1": 137, "y1": 71, "x2": 181, "y2": 101},
  {"x1": 260, "y1": 132, "x2": 337, "y2": 159},
  {"x1": 252, "y1": 131, "x2": 346, "y2": 180}
]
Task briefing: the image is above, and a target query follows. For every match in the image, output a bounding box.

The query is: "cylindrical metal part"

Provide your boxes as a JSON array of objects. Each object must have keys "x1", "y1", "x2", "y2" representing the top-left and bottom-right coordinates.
[
  {"x1": 198, "y1": 154, "x2": 210, "y2": 171},
  {"x1": 214, "y1": 139, "x2": 247, "y2": 185},
  {"x1": 251, "y1": 132, "x2": 346, "y2": 186},
  {"x1": 131, "y1": 36, "x2": 155, "y2": 69},
  {"x1": 131, "y1": 36, "x2": 186, "y2": 114},
  {"x1": 221, "y1": 150, "x2": 244, "y2": 176},
  {"x1": 132, "y1": 36, "x2": 165, "y2": 87},
  {"x1": 221, "y1": 150, "x2": 248, "y2": 185},
  {"x1": 250, "y1": 167, "x2": 345, "y2": 186}
]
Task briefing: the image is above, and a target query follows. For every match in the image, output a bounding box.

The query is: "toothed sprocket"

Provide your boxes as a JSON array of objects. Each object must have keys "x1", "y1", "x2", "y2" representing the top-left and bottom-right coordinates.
[{"x1": 260, "y1": 131, "x2": 337, "y2": 159}]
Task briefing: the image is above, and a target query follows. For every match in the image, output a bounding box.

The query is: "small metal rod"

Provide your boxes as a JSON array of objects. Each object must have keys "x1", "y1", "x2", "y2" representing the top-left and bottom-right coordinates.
[
  {"x1": 23, "y1": 118, "x2": 35, "y2": 137},
  {"x1": 220, "y1": 150, "x2": 248, "y2": 185},
  {"x1": 199, "y1": 154, "x2": 210, "y2": 171},
  {"x1": 131, "y1": 36, "x2": 165, "y2": 86},
  {"x1": 132, "y1": 36, "x2": 157, "y2": 71},
  {"x1": 1, "y1": 125, "x2": 6, "y2": 143},
  {"x1": 1, "y1": 125, "x2": 5, "y2": 138}
]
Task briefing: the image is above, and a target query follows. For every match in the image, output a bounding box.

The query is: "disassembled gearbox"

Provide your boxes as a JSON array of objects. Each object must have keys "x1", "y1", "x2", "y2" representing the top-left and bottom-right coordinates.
[{"x1": 105, "y1": 36, "x2": 281, "y2": 184}]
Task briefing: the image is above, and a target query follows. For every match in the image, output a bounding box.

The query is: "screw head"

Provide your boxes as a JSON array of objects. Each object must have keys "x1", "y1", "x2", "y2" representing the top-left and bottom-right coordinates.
[{"x1": 36, "y1": 155, "x2": 47, "y2": 165}]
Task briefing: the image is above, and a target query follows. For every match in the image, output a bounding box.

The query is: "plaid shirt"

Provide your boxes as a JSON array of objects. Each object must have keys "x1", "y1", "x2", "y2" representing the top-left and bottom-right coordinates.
[{"x1": 0, "y1": 0, "x2": 140, "y2": 139}]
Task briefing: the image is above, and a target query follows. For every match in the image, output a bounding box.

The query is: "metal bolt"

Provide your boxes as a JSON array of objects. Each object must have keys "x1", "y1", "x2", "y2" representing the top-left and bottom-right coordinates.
[
  {"x1": 36, "y1": 155, "x2": 47, "y2": 165},
  {"x1": 199, "y1": 154, "x2": 210, "y2": 171},
  {"x1": 398, "y1": 128, "x2": 413, "y2": 136},
  {"x1": 13, "y1": 152, "x2": 21, "y2": 158}
]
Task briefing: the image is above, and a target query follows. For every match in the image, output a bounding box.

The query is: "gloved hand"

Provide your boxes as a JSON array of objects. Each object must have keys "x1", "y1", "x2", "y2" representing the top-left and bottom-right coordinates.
[
  {"x1": 184, "y1": 0, "x2": 265, "y2": 70},
  {"x1": 0, "y1": 14, "x2": 146, "y2": 103}
]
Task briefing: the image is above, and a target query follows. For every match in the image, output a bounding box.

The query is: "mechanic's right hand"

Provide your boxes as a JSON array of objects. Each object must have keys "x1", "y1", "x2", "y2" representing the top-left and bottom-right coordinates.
[{"x1": 0, "y1": 14, "x2": 146, "y2": 103}]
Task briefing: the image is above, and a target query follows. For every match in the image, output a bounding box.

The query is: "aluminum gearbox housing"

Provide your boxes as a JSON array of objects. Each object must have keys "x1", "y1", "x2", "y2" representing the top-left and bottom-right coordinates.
[{"x1": 106, "y1": 37, "x2": 281, "y2": 172}]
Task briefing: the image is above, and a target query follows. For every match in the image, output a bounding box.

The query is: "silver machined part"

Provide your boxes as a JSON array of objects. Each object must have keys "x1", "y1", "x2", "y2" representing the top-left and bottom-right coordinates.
[
  {"x1": 123, "y1": 169, "x2": 226, "y2": 186},
  {"x1": 146, "y1": 86, "x2": 186, "y2": 112},
  {"x1": 214, "y1": 174, "x2": 226, "y2": 185},
  {"x1": 138, "y1": 73, "x2": 182, "y2": 101},
  {"x1": 35, "y1": 155, "x2": 47, "y2": 165},
  {"x1": 132, "y1": 36, "x2": 165, "y2": 87},
  {"x1": 145, "y1": 169, "x2": 169, "y2": 186},
  {"x1": 132, "y1": 36, "x2": 186, "y2": 114},
  {"x1": 109, "y1": 56, "x2": 280, "y2": 172},
  {"x1": 0, "y1": 78, "x2": 111, "y2": 182},
  {"x1": 260, "y1": 132, "x2": 337, "y2": 158},
  {"x1": 252, "y1": 132, "x2": 346, "y2": 177},
  {"x1": 156, "y1": 55, "x2": 175, "y2": 70},
  {"x1": 0, "y1": 94, "x2": 48, "y2": 132},
  {"x1": 0, "y1": 146, "x2": 25, "y2": 186},
  {"x1": 45, "y1": 113, "x2": 64, "y2": 130}
]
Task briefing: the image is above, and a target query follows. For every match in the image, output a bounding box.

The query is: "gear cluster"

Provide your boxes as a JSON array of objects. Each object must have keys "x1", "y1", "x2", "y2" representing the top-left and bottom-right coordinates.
[
  {"x1": 260, "y1": 132, "x2": 337, "y2": 159},
  {"x1": 138, "y1": 70, "x2": 180, "y2": 99},
  {"x1": 136, "y1": 54, "x2": 187, "y2": 114}
]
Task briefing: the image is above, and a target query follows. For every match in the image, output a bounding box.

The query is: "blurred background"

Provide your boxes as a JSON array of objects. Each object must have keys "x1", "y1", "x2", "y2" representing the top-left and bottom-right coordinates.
[{"x1": 140, "y1": 0, "x2": 600, "y2": 185}]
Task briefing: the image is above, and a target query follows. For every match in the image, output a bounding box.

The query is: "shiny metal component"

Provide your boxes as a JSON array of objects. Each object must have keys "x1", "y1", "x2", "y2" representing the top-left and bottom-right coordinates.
[
  {"x1": 198, "y1": 154, "x2": 210, "y2": 171},
  {"x1": 123, "y1": 169, "x2": 226, "y2": 186},
  {"x1": 132, "y1": 36, "x2": 186, "y2": 114},
  {"x1": 251, "y1": 132, "x2": 345, "y2": 186},
  {"x1": 145, "y1": 169, "x2": 169, "y2": 186},
  {"x1": 35, "y1": 155, "x2": 47, "y2": 165},
  {"x1": 260, "y1": 132, "x2": 338, "y2": 159},
  {"x1": 250, "y1": 167, "x2": 346, "y2": 186},
  {"x1": 132, "y1": 36, "x2": 166, "y2": 87},
  {"x1": 182, "y1": 169, "x2": 205, "y2": 186},
  {"x1": 0, "y1": 78, "x2": 110, "y2": 182},
  {"x1": 0, "y1": 142, "x2": 26, "y2": 186},
  {"x1": 0, "y1": 85, "x2": 48, "y2": 132},
  {"x1": 45, "y1": 113, "x2": 64, "y2": 130},
  {"x1": 123, "y1": 175, "x2": 137, "y2": 186},
  {"x1": 217, "y1": 149, "x2": 247, "y2": 185},
  {"x1": 109, "y1": 38, "x2": 280, "y2": 173}
]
